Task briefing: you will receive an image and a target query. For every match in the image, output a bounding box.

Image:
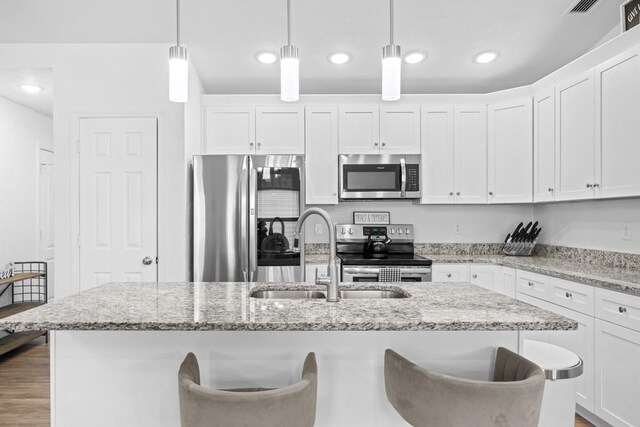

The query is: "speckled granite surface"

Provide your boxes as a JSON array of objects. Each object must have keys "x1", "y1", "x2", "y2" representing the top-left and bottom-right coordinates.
[
  {"x1": 0, "y1": 282, "x2": 575, "y2": 332},
  {"x1": 304, "y1": 243, "x2": 640, "y2": 296}
]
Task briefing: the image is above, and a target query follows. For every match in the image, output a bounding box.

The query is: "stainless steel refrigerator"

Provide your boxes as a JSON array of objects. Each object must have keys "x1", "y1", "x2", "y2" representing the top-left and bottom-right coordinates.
[{"x1": 193, "y1": 155, "x2": 304, "y2": 282}]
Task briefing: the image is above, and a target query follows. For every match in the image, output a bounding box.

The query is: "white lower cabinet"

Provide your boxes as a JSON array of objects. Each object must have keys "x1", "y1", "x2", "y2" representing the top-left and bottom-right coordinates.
[
  {"x1": 595, "y1": 319, "x2": 640, "y2": 426},
  {"x1": 432, "y1": 264, "x2": 469, "y2": 282},
  {"x1": 500, "y1": 267, "x2": 516, "y2": 298},
  {"x1": 469, "y1": 264, "x2": 502, "y2": 292}
]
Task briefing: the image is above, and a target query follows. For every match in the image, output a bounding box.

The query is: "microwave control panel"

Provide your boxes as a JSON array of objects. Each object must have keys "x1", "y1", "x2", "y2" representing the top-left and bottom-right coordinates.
[{"x1": 406, "y1": 165, "x2": 420, "y2": 192}]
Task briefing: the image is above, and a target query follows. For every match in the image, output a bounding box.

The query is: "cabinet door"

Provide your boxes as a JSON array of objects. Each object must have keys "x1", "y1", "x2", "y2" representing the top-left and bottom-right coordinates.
[
  {"x1": 469, "y1": 264, "x2": 501, "y2": 292},
  {"x1": 453, "y1": 105, "x2": 487, "y2": 203},
  {"x1": 338, "y1": 106, "x2": 380, "y2": 154},
  {"x1": 533, "y1": 88, "x2": 556, "y2": 202},
  {"x1": 379, "y1": 106, "x2": 421, "y2": 154},
  {"x1": 305, "y1": 106, "x2": 339, "y2": 205},
  {"x1": 595, "y1": 48, "x2": 640, "y2": 199},
  {"x1": 500, "y1": 267, "x2": 516, "y2": 298},
  {"x1": 595, "y1": 319, "x2": 640, "y2": 426},
  {"x1": 487, "y1": 98, "x2": 533, "y2": 203},
  {"x1": 432, "y1": 264, "x2": 469, "y2": 282},
  {"x1": 556, "y1": 70, "x2": 596, "y2": 201},
  {"x1": 421, "y1": 106, "x2": 455, "y2": 204},
  {"x1": 203, "y1": 106, "x2": 255, "y2": 154},
  {"x1": 255, "y1": 106, "x2": 305, "y2": 154}
]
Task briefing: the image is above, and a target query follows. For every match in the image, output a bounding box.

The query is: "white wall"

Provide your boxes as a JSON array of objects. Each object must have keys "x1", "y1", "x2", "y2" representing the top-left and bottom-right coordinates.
[
  {"x1": 0, "y1": 44, "x2": 189, "y2": 298},
  {"x1": 304, "y1": 202, "x2": 533, "y2": 244},
  {"x1": 0, "y1": 96, "x2": 52, "y2": 264},
  {"x1": 534, "y1": 199, "x2": 640, "y2": 254}
]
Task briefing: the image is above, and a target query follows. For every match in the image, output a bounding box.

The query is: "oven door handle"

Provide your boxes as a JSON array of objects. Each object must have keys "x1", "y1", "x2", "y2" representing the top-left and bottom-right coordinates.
[
  {"x1": 342, "y1": 267, "x2": 432, "y2": 275},
  {"x1": 400, "y1": 158, "x2": 407, "y2": 198}
]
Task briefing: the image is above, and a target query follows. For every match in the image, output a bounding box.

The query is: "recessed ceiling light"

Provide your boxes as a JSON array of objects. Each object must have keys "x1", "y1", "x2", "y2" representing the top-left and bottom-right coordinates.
[
  {"x1": 404, "y1": 51, "x2": 426, "y2": 64},
  {"x1": 474, "y1": 51, "x2": 498, "y2": 64},
  {"x1": 328, "y1": 52, "x2": 351, "y2": 65},
  {"x1": 19, "y1": 84, "x2": 43, "y2": 94},
  {"x1": 256, "y1": 52, "x2": 277, "y2": 64}
]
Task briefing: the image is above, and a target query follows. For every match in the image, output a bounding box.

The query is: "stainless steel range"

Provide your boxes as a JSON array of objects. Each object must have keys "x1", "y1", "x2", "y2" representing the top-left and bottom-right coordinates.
[{"x1": 336, "y1": 223, "x2": 432, "y2": 282}]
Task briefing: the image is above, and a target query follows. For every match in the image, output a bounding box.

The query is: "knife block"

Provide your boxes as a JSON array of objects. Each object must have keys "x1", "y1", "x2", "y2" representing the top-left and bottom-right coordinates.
[{"x1": 502, "y1": 240, "x2": 537, "y2": 257}]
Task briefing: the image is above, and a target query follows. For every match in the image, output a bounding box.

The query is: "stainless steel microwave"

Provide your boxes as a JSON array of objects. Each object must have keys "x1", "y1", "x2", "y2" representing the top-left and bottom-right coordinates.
[{"x1": 339, "y1": 155, "x2": 421, "y2": 200}]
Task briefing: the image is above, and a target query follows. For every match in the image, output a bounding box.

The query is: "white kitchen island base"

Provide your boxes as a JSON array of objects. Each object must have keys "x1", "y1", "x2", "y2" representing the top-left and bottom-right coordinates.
[{"x1": 51, "y1": 330, "x2": 522, "y2": 427}]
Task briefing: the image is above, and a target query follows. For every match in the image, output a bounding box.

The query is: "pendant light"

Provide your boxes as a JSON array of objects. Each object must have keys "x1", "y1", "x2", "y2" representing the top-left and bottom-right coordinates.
[
  {"x1": 382, "y1": 0, "x2": 401, "y2": 101},
  {"x1": 169, "y1": 0, "x2": 188, "y2": 103},
  {"x1": 280, "y1": 0, "x2": 299, "y2": 102}
]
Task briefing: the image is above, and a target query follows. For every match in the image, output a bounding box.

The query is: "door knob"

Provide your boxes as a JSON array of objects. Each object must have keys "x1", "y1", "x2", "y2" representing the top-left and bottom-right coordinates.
[{"x1": 142, "y1": 256, "x2": 153, "y2": 266}]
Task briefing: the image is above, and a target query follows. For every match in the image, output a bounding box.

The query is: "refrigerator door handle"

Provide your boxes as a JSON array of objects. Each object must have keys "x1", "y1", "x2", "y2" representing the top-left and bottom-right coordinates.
[
  {"x1": 240, "y1": 156, "x2": 249, "y2": 281},
  {"x1": 248, "y1": 160, "x2": 258, "y2": 281}
]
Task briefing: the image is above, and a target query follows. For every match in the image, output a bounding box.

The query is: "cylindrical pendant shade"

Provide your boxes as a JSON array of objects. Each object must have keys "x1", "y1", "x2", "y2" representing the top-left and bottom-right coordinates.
[
  {"x1": 382, "y1": 44, "x2": 401, "y2": 101},
  {"x1": 280, "y1": 44, "x2": 299, "y2": 102},
  {"x1": 169, "y1": 45, "x2": 188, "y2": 103}
]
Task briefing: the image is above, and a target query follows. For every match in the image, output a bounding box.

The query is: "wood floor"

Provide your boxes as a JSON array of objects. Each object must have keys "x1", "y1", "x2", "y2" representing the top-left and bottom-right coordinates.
[{"x1": 0, "y1": 339, "x2": 596, "y2": 427}]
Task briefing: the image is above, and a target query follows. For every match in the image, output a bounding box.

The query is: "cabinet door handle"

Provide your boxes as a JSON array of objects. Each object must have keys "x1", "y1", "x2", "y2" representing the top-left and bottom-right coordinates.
[
  {"x1": 619, "y1": 306, "x2": 627, "y2": 314},
  {"x1": 249, "y1": 142, "x2": 255, "y2": 147},
  {"x1": 449, "y1": 192, "x2": 454, "y2": 196},
  {"x1": 528, "y1": 281, "x2": 534, "y2": 287},
  {"x1": 447, "y1": 273, "x2": 452, "y2": 278},
  {"x1": 472, "y1": 274, "x2": 478, "y2": 279},
  {"x1": 374, "y1": 142, "x2": 379, "y2": 147},
  {"x1": 381, "y1": 142, "x2": 386, "y2": 147},
  {"x1": 489, "y1": 191, "x2": 494, "y2": 196},
  {"x1": 548, "y1": 187, "x2": 554, "y2": 192},
  {"x1": 593, "y1": 183, "x2": 600, "y2": 188},
  {"x1": 586, "y1": 183, "x2": 593, "y2": 188},
  {"x1": 565, "y1": 291, "x2": 572, "y2": 298},
  {"x1": 456, "y1": 192, "x2": 461, "y2": 196}
]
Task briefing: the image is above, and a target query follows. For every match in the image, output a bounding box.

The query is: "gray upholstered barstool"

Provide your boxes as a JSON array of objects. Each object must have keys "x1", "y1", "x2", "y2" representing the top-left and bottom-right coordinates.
[
  {"x1": 178, "y1": 352, "x2": 317, "y2": 427},
  {"x1": 384, "y1": 348, "x2": 545, "y2": 427}
]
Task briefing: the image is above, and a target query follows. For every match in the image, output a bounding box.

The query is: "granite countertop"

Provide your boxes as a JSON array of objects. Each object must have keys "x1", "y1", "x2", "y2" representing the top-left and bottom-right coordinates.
[
  {"x1": 305, "y1": 249, "x2": 640, "y2": 297},
  {"x1": 0, "y1": 282, "x2": 576, "y2": 332}
]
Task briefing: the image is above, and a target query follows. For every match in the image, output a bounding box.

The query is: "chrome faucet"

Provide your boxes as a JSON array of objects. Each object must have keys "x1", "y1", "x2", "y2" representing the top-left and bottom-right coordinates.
[{"x1": 293, "y1": 207, "x2": 340, "y2": 302}]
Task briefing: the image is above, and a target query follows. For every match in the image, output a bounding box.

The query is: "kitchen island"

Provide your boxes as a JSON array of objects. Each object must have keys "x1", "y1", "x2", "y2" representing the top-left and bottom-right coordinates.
[{"x1": 1, "y1": 281, "x2": 576, "y2": 427}]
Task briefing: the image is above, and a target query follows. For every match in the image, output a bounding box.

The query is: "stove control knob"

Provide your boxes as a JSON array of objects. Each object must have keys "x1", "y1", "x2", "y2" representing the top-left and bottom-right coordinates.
[
  {"x1": 405, "y1": 228, "x2": 410, "y2": 234},
  {"x1": 398, "y1": 229, "x2": 403, "y2": 235},
  {"x1": 348, "y1": 228, "x2": 354, "y2": 235},
  {"x1": 390, "y1": 228, "x2": 395, "y2": 234},
  {"x1": 341, "y1": 227, "x2": 346, "y2": 234}
]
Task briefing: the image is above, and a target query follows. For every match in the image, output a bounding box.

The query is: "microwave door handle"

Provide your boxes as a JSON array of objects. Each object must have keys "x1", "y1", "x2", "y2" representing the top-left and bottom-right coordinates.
[{"x1": 400, "y1": 158, "x2": 407, "y2": 198}]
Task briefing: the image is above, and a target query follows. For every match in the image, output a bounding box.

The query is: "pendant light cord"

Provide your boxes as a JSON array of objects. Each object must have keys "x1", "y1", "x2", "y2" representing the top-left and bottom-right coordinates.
[
  {"x1": 390, "y1": 0, "x2": 394, "y2": 45},
  {"x1": 287, "y1": 0, "x2": 292, "y2": 46},
  {"x1": 176, "y1": 0, "x2": 181, "y2": 47}
]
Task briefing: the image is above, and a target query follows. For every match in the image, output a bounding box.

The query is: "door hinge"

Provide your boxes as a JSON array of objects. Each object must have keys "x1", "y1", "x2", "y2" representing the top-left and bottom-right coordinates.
[{"x1": 155, "y1": 256, "x2": 159, "y2": 264}]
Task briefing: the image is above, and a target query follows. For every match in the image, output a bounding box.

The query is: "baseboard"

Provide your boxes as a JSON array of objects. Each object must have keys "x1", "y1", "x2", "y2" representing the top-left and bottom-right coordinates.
[{"x1": 577, "y1": 405, "x2": 614, "y2": 427}]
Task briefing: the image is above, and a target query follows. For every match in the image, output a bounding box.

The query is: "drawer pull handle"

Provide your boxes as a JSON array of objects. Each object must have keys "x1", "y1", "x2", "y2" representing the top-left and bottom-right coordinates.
[
  {"x1": 619, "y1": 306, "x2": 627, "y2": 314},
  {"x1": 528, "y1": 281, "x2": 534, "y2": 287},
  {"x1": 447, "y1": 273, "x2": 452, "y2": 278},
  {"x1": 472, "y1": 274, "x2": 478, "y2": 279},
  {"x1": 565, "y1": 292, "x2": 572, "y2": 298}
]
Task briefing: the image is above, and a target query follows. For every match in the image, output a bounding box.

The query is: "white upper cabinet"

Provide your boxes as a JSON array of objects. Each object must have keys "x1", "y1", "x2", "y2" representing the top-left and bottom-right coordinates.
[
  {"x1": 555, "y1": 70, "x2": 596, "y2": 201},
  {"x1": 305, "y1": 106, "x2": 339, "y2": 205},
  {"x1": 204, "y1": 106, "x2": 255, "y2": 155},
  {"x1": 595, "y1": 48, "x2": 640, "y2": 199},
  {"x1": 338, "y1": 105, "x2": 380, "y2": 154},
  {"x1": 255, "y1": 106, "x2": 305, "y2": 154},
  {"x1": 204, "y1": 106, "x2": 304, "y2": 155},
  {"x1": 421, "y1": 106, "x2": 455, "y2": 204},
  {"x1": 487, "y1": 98, "x2": 533, "y2": 204},
  {"x1": 339, "y1": 105, "x2": 420, "y2": 154},
  {"x1": 533, "y1": 88, "x2": 556, "y2": 202},
  {"x1": 453, "y1": 105, "x2": 487, "y2": 204},
  {"x1": 379, "y1": 106, "x2": 421, "y2": 154}
]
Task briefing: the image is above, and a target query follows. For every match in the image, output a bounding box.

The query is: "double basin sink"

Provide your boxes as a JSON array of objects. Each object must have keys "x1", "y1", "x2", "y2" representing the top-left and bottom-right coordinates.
[{"x1": 250, "y1": 288, "x2": 409, "y2": 300}]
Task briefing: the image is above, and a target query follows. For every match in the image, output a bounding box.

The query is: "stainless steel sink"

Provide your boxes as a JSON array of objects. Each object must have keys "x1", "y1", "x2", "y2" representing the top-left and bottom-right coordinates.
[
  {"x1": 339, "y1": 290, "x2": 408, "y2": 299},
  {"x1": 249, "y1": 288, "x2": 409, "y2": 299},
  {"x1": 250, "y1": 290, "x2": 326, "y2": 299}
]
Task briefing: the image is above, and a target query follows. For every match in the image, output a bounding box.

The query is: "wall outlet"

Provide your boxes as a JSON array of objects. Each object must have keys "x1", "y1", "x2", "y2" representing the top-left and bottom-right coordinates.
[
  {"x1": 622, "y1": 224, "x2": 632, "y2": 241},
  {"x1": 314, "y1": 223, "x2": 323, "y2": 235},
  {"x1": 455, "y1": 224, "x2": 462, "y2": 234}
]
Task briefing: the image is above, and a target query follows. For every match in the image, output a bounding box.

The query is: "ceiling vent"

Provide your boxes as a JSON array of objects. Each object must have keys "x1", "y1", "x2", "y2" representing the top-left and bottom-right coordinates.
[{"x1": 565, "y1": 0, "x2": 600, "y2": 14}]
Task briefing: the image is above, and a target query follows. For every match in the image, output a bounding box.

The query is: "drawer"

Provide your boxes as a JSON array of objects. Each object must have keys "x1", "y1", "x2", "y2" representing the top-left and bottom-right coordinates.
[
  {"x1": 516, "y1": 270, "x2": 550, "y2": 300},
  {"x1": 549, "y1": 278, "x2": 595, "y2": 316},
  {"x1": 432, "y1": 264, "x2": 469, "y2": 282},
  {"x1": 596, "y1": 287, "x2": 640, "y2": 333}
]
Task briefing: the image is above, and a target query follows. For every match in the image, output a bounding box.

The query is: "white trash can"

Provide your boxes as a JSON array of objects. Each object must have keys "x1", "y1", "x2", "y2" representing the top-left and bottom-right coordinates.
[{"x1": 522, "y1": 340, "x2": 583, "y2": 427}]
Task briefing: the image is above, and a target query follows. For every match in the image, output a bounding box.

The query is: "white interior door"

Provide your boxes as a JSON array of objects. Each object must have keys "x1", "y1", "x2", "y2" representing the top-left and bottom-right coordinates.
[
  {"x1": 39, "y1": 149, "x2": 54, "y2": 299},
  {"x1": 79, "y1": 117, "x2": 158, "y2": 290}
]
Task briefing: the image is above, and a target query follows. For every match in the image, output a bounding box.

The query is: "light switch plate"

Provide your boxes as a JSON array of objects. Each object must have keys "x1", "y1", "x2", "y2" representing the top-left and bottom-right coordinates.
[
  {"x1": 623, "y1": 224, "x2": 632, "y2": 241},
  {"x1": 314, "y1": 224, "x2": 323, "y2": 235}
]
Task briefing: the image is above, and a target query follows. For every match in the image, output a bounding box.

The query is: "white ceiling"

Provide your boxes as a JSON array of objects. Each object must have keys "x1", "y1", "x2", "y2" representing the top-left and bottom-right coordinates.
[
  {"x1": 0, "y1": 68, "x2": 53, "y2": 116},
  {"x1": 0, "y1": 0, "x2": 626, "y2": 94}
]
